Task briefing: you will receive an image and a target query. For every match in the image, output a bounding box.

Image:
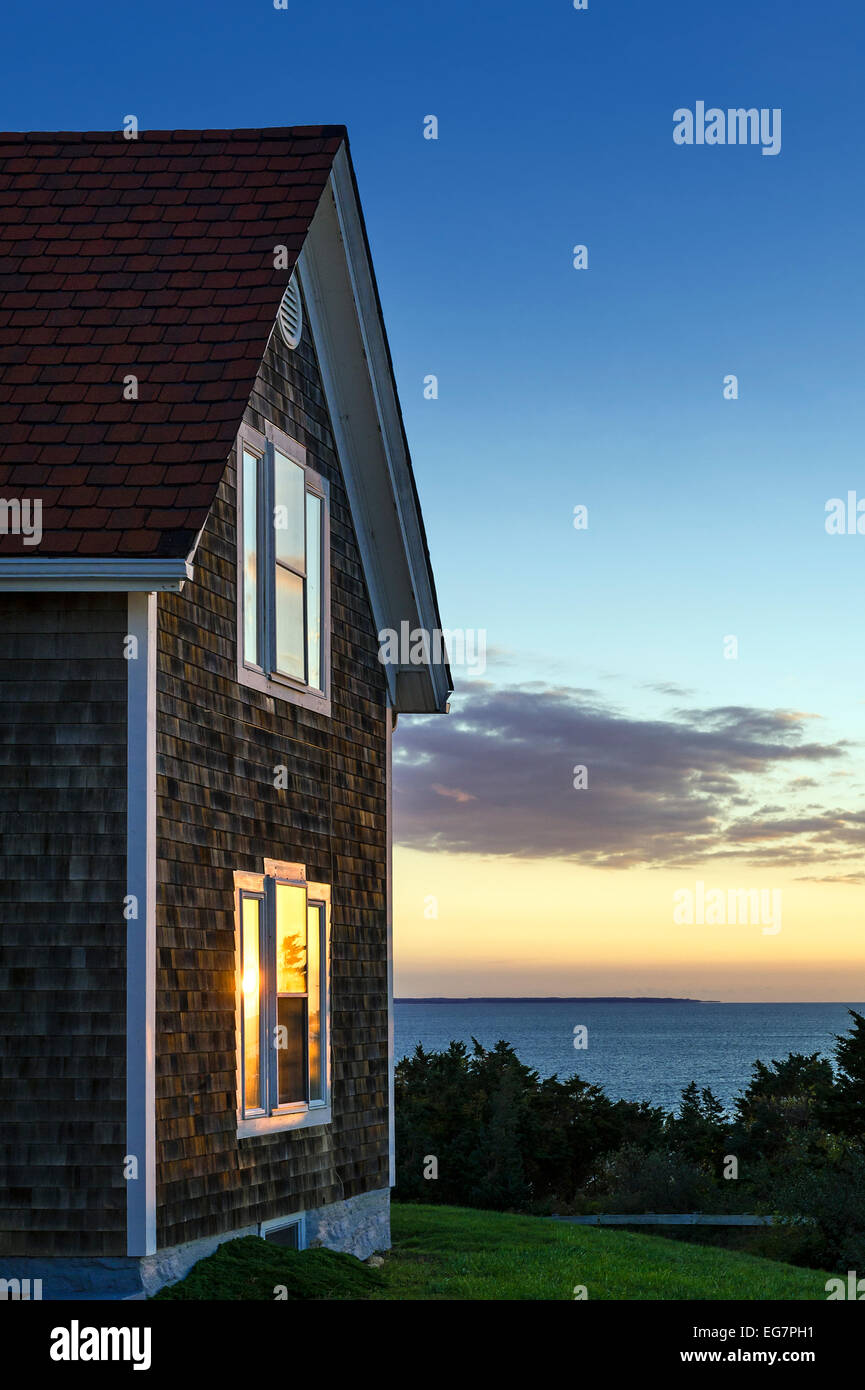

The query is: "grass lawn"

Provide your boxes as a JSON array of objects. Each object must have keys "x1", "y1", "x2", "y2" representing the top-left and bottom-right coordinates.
[
  {"x1": 152, "y1": 1203, "x2": 831, "y2": 1300},
  {"x1": 376, "y1": 1204, "x2": 830, "y2": 1301}
]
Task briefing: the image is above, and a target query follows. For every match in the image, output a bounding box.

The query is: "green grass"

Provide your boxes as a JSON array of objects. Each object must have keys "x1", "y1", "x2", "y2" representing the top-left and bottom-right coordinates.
[
  {"x1": 616, "y1": 1221, "x2": 823, "y2": 1269},
  {"x1": 377, "y1": 1204, "x2": 831, "y2": 1301},
  {"x1": 149, "y1": 1206, "x2": 831, "y2": 1300}
]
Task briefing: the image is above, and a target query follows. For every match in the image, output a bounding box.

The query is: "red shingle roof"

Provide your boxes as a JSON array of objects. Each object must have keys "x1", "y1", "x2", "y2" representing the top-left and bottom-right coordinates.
[{"x1": 0, "y1": 127, "x2": 345, "y2": 557}]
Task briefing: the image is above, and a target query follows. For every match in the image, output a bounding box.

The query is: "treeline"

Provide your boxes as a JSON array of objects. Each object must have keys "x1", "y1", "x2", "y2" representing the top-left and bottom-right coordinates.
[{"x1": 394, "y1": 1010, "x2": 865, "y2": 1271}]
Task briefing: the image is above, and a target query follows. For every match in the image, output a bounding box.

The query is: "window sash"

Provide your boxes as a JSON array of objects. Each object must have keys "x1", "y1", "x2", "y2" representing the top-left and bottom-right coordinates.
[
  {"x1": 305, "y1": 494, "x2": 323, "y2": 693},
  {"x1": 240, "y1": 892, "x2": 267, "y2": 1117},
  {"x1": 240, "y1": 435, "x2": 326, "y2": 693},
  {"x1": 270, "y1": 878, "x2": 308, "y2": 1111},
  {"x1": 237, "y1": 873, "x2": 329, "y2": 1121},
  {"x1": 307, "y1": 902, "x2": 325, "y2": 1107},
  {"x1": 241, "y1": 450, "x2": 262, "y2": 669}
]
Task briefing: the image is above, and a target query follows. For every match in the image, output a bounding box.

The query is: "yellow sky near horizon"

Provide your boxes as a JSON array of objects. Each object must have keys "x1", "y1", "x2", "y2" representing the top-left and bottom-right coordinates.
[{"x1": 394, "y1": 847, "x2": 865, "y2": 1002}]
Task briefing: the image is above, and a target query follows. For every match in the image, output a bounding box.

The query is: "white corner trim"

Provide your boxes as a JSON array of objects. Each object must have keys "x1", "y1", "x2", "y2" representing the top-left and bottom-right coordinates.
[
  {"x1": 0, "y1": 557, "x2": 192, "y2": 592},
  {"x1": 386, "y1": 702, "x2": 395, "y2": 1188},
  {"x1": 126, "y1": 592, "x2": 157, "y2": 1257}
]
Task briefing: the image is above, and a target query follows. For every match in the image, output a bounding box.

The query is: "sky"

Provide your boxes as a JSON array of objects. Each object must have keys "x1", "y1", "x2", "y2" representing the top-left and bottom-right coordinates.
[{"x1": 3, "y1": 0, "x2": 865, "y2": 1000}]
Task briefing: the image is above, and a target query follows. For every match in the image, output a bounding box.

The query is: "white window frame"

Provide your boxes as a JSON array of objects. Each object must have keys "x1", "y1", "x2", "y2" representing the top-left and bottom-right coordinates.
[
  {"x1": 236, "y1": 421, "x2": 331, "y2": 716},
  {"x1": 234, "y1": 863, "x2": 332, "y2": 1138},
  {"x1": 260, "y1": 1211, "x2": 307, "y2": 1249}
]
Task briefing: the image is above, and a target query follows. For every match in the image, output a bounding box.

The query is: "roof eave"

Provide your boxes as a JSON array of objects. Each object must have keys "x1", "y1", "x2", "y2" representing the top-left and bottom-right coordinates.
[
  {"x1": 298, "y1": 145, "x2": 452, "y2": 716},
  {"x1": 0, "y1": 556, "x2": 193, "y2": 592}
]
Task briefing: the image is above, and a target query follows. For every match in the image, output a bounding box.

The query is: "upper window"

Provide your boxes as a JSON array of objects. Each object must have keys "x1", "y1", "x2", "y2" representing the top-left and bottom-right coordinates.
[
  {"x1": 237, "y1": 424, "x2": 330, "y2": 714},
  {"x1": 235, "y1": 862, "x2": 331, "y2": 1137}
]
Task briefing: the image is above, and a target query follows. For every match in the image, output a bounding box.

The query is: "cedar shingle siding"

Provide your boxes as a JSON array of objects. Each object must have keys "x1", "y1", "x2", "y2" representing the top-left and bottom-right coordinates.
[
  {"x1": 155, "y1": 307, "x2": 390, "y2": 1247},
  {"x1": 0, "y1": 592, "x2": 127, "y2": 1255}
]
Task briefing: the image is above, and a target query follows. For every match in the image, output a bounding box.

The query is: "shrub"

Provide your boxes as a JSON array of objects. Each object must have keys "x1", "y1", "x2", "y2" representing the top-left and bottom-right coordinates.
[
  {"x1": 151, "y1": 1236, "x2": 383, "y2": 1301},
  {"x1": 394, "y1": 1038, "x2": 666, "y2": 1211},
  {"x1": 769, "y1": 1150, "x2": 865, "y2": 1273},
  {"x1": 590, "y1": 1143, "x2": 714, "y2": 1214}
]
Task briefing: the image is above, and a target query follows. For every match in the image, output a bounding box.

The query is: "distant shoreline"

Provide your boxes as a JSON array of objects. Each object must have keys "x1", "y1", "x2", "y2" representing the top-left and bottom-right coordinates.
[{"x1": 396, "y1": 996, "x2": 718, "y2": 1004}]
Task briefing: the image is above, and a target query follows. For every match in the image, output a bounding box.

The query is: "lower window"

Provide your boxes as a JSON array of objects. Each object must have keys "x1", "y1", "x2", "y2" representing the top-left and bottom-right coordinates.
[{"x1": 235, "y1": 862, "x2": 331, "y2": 1135}]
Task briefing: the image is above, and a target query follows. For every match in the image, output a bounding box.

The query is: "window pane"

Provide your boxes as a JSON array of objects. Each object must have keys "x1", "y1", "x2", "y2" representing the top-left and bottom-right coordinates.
[
  {"x1": 264, "y1": 1222, "x2": 301, "y2": 1249},
  {"x1": 276, "y1": 884, "x2": 307, "y2": 993},
  {"x1": 277, "y1": 996, "x2": 307, "y2": 1105},
  {"x1": 242, "y1": 451, "x2": 259, "y2": 666},
  {"x1": 308, "y1": 903, "x2": 323, "y2": 1103},
  {"x1": 275, "y1": 567, "x2": 305, "y2": 680},
  {"x1": 274, "y1": 451, "x2": 305, "y2": 572},
  {"x1": 241, "y1": 897, "x2": 262, "y2": 1112},
  {"x1": 306, "y1": 493, "x2": 322, "y2": 691}
]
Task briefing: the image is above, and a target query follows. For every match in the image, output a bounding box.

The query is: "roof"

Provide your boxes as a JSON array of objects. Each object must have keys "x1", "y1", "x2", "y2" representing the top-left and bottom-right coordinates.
[{"x1": 0, "y1": 127, "x2": 345, "y2": 557}]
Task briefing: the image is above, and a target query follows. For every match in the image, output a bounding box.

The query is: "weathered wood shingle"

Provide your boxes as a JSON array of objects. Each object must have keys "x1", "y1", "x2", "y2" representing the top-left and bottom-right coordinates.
[
  {"x1": 0, "y1": 592, "x2": 127, "y2": 1256},
  {"x1": 155, "y1": 303, "x2": 390, "y2": 1248}
]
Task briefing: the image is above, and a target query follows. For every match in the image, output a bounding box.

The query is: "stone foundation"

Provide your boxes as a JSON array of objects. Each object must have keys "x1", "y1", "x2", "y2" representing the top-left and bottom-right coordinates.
[
  {"x1": 1, "y1": 1188, "x2": 391, "y2": 1300},
  {"x1": 304, "y1": 1186, "x2": 390, "y2": 1260}
]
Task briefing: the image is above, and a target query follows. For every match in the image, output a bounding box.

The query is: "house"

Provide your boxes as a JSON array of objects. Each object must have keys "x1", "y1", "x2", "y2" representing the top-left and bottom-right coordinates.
[{"x1": 0, "y1": 126, "x2": 451, "y2": 1298}]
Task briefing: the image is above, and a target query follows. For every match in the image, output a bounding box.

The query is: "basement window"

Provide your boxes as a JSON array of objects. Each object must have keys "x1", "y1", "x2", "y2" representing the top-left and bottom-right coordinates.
[
  {"x1": 237, "y1": 422, "x2": 330, "y2": 715},
  {"x1": 235, "y1": 863, "x2": 331, "y2": 1137},
  {"x1": 262, "y1": 1214, "x2": 306, "y2": 1249}
]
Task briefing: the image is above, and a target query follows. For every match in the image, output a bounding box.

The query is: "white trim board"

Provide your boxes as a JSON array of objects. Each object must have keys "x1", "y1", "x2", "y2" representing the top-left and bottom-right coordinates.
[
  {"x1": 386, "y1": 702, "x2": 395, "y2": 1187},
  {"x1": 126, "y1": 592, "x2": 157, "y2": 1256},
  {"x1": 298, "y1": 149, "x2": 451, "y2": 715},
  {"x1": 0, "y1": 557, "x2": 192, "y2": 591}
]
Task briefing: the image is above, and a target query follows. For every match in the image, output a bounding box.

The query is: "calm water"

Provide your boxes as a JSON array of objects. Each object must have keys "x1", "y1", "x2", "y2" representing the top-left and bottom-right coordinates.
[{"x1": 394, "y1": 1000, "x2": 865, "y2": 1114}]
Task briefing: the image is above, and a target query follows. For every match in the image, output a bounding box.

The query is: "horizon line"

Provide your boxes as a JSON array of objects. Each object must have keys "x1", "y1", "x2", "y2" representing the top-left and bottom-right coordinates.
[
  {"x1": 395, "y1": 996, "x2": 865, "y2": 1005},
  {"x1": 396, "y1": 995, "x2": 715, "y2": 1003}
]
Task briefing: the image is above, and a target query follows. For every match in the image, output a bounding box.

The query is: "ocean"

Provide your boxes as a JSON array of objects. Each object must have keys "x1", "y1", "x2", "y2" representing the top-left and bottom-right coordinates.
[{"x1": 393, "y1": 999, "x2": 865, "y2": 1114}]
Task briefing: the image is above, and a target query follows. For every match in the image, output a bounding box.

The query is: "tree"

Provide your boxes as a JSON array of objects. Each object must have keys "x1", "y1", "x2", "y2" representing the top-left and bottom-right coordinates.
[
  {"x1": 394, "y1": 1037, "x2": 667, "y2": 1211},
  {"x1": 819, "y1": 1010, "x2": 865, "y2": 1148},
  {"x1": 666, "y1": 1081, "x2": 729, "y2": 1173},
  {"x1": 730, "y1": 1052, "x2": 835, "y2": 1164}
]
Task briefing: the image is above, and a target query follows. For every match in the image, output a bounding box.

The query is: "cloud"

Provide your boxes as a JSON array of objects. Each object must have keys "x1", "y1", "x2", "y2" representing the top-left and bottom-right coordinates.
[
  {"x1": 643, "y1": 681, "x2": 697, "y2": 697},
  {"x1": 796, "y1": 873, "x2": 865, "y2": 885},
  {"x1": 393, "y1": 683, "x2": 853, "y2": 870},
  {"x1": 431, "y1": 783, "x2": 477, "y2": 804},
  {"x1": 481, "y1": 644, "x2": 519, "y2": 669}
]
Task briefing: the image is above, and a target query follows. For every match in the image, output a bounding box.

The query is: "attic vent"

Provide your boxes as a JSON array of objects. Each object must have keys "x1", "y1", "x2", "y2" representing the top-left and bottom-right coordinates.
[{"x1": 277, "y1": 273, "x2": 303, "y2": 349}]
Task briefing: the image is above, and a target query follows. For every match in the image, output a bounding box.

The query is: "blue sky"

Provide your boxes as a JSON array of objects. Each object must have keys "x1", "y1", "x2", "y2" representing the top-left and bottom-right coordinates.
[
  {"x1": 3, "y1": 2, "x2": 864, "y2": 726},
  {"x1": 4, "y1": 2, "x2": 865, "y2": 993}
]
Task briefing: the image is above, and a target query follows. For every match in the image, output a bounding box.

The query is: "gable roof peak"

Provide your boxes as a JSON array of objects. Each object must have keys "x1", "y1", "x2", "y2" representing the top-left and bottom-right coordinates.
[{"x1": 0, "y1": 126, "x2": 346, "y2": 557}]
